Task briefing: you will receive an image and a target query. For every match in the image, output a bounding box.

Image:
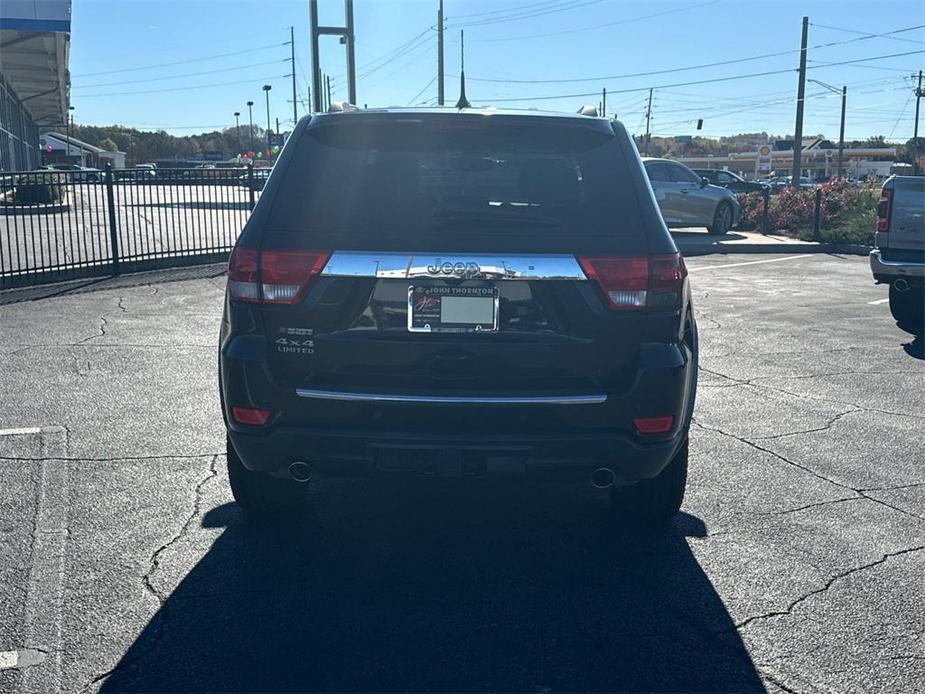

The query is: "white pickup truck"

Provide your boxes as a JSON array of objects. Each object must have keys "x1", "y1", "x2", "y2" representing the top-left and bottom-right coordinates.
[{"x1": 870, "y1": 176, "x2": 925, "y2": 333}]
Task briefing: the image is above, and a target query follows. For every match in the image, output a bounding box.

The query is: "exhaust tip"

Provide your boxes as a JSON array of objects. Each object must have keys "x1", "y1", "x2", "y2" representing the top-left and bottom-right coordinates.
[
  {"x1": 591, "y1": 467, "x2": 616, "y2": 489},
  {"x1": 288, "y1": 461, "x2": 313, "y2": 483},
  {"x1": 893, "y1": 278, "x2": 910, "y2": 292}
]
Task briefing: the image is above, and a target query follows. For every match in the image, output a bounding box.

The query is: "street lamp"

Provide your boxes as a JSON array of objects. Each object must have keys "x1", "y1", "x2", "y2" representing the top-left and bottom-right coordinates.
[
  {"x1": 233, "y1": 111, "x2": 241, "y2": 153},
  {"x1": 246, "y1": 101, "x2": 255, "y2": 153},
  {"x1": 262, "y1": 84, "x2": 272, "y2": 151},
  {"x1": 66, "y1": 105, "x2": 75, "y2": 160},
  {"x1": 808, "y1": 79, "x2": 847, "y2": 179}
]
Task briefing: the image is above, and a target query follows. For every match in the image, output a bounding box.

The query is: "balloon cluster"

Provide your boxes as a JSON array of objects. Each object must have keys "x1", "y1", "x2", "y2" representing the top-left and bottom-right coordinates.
[{"x1": 234, "y1": 145, "x2": 281, "y2": 164}]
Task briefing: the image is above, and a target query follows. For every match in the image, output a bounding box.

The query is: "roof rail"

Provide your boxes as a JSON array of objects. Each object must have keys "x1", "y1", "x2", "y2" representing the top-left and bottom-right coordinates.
[
  {"x1": 327, "y1": 101, "x2": 360, "y2": 113},
  {"x1": 577, "y1": 105, "x2": 599, "y2": 117}
]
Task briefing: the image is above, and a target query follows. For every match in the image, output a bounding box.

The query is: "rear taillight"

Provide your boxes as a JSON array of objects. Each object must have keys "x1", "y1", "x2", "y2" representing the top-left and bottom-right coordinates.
[
  {"x1": 261, "y1": 250, "x2": 329, "y2": 304},
  {"x1": 227, "y1": 247, "x2": 259, "y2": 302},
  {"x1": 634, "y1": 416, "x2": 674, "y2": 434},
  {"x1": 876, "y1": 189, "x2": 892, "y2": 233},
  {"x1": 579, "y1": 254, "x2": 686, "y2": 311},
  {"x1": 226, "y1": 247, "x2": 329, "y2": 304}
]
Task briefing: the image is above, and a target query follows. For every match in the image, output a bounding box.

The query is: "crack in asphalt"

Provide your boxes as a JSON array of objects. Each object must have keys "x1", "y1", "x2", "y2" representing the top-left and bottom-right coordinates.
[
  {"x1": 698, "y1": 365, "x2": 925, "y2": 422},
  {"x1": 74, "y1": 315, "x2": 109, "y2": 345},
  {"x1": 732, "y1": 544, "x2": 925, "y2": 633},
  {"x1": 693, "y1": 419, "x2": 925, "y2": 524},
  {"x1": 751, "y1": 408, "x2": 863, "y2": 441},
  {"x1": 79, "y1": 454, "x2": 219, "y2": 692},
  {"x1": 116, "y1": 297, "x2": 127, "y2": 313},
  {"x1": 752, "y1": 496, "x2": 860, "y2": 517},
  {"x1": 8, "y1": 343, "x2": 213, "y2": 355},
  {"x1": 756, "y1": 667, "x2": 803, "y2": 694}
]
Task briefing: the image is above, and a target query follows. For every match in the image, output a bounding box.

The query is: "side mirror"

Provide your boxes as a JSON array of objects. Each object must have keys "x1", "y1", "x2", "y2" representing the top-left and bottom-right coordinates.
[{"x1": 701, "y1": 177, "x2": 710, "y2": 188}]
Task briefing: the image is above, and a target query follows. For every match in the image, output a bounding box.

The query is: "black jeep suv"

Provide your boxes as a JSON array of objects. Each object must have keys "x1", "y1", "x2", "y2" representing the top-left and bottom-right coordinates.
[{"x1": 219, "y1": 107, "x2": 698, "y2": 526}]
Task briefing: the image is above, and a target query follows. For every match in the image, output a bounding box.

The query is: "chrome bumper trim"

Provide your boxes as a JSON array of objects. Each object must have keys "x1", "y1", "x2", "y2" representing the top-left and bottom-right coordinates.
[
  {"x1": 295, "y1": 388, "x2": 607, "y2": 405},
  {"x1": 870, "y1": 250, "x2": 925, "y2": 279},
  {"x1": 320, "y1": 251, "x2": 587, "y2": 280}
]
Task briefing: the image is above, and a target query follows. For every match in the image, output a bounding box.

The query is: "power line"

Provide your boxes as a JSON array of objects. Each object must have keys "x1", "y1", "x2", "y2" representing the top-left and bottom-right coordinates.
[
  {"x1": 470, "y1": 49, "x2": 925, "y2": 103},
  {"x1": 464, "y1": 0, "x2": 719, "y2": 42},
  {"x1": 74, "y1": 59, "x2": 288, "y2": 89},
  {"x1": 408, "y1": 75, "x2": 437, "y2": 105},
  {"x1": 72, "y1": 43, "x2": 287, "y2": 77},
  {"x1": 810, "y1": 22, "x2": 925, "y2": 46},
  {"x1": 361, "y1": 37, "x2": 437, "y2": 91},
  {"x1": 358, "y1": 30, "x2": 434, "y2": 82},
  {"x1": 462, "y1": 24, "x2": 925, "y2": 85},
  {"x1": 451, "y1": 0, "x2": 578, "y2": 20},
  {"x1": 357, "y1": 26, "x2": 433, "y2": 72},
  {"x1": 74, "y1": 74, "x2": 290, "y2": 98},
  {"x1": 454, "y1": 0, "x2": 604, "y2": 28}
]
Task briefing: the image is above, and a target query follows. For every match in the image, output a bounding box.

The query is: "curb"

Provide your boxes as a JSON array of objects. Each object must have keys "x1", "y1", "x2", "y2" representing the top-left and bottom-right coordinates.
[{"x1": 675, "y1": 240, "x2": 872, "y2": 257}]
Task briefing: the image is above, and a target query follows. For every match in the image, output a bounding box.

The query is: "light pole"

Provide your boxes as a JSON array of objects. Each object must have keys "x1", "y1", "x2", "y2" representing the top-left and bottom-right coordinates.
[
  {"x1": 262, "y1": 84, "x2": 272, "y2": 151},
  {"x1": 246, "y1": 101, "x2": 255, "y2": 153},
  {"x1": 808, "y1": 79, "x2": 847, "y2": 179},
  {"x1": 233, "y1": 111, "x2": 241, "y2": 153},
  {"x1": 66, "y1": 105, "x2": 75, "y2": 161}
]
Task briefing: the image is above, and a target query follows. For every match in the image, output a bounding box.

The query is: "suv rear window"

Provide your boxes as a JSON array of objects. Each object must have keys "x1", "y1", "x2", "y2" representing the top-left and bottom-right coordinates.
[{"x1": 266, "y1": 115, "x2": 647, "y2": 253}]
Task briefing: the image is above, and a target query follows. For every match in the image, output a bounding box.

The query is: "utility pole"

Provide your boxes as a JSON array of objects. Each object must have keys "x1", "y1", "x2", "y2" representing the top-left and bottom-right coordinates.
[
  {"x1": 791, "y1": 16, "x2": 809, "y2": 182},
  {"x1": 838, "y1": 85, "x2": 846, "y2": 178},
  {"x1": 326, "y1": 74, "x2": 333, "y2": 109},
  {"x1": 309, "y1": 0, "x2": 357, "y2": 112},
  {"x1": 234, "y1": 111, "x2": 241, "y2": 153},
  {"x1": 644, "y1": 88, "x2": 653, "y2": 155},
  {"x1": 913, "y1": 70, "x2": 923, "y2": 175},
  {"x1": 276, "y1": 117, "x2": 280, "y2": 144},
  {"x1": 246, "y1": 101, "x2": 254, "y2": 152},
  {"x1": 66, "y1": 105, "x2": 74, "y2": 160},
  {"x1": 437, "y1": 0, "x2": 445, "y2": 106},
  {"x1": 602, "y1": 87, "x2": 606, "y2": 118},
  {"x1": 290, "y1": 26, "x2": 299, "y2": 125}
]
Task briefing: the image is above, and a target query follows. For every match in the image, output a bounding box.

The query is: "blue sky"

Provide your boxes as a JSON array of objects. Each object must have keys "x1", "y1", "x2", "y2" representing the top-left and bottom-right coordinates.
[{"x1": 69, "y1": 0, "x2": 924, "y2": 140}]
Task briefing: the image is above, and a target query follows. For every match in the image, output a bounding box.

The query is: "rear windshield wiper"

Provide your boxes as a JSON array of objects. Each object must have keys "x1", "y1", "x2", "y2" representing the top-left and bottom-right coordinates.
[{"x1": 432, "y1": 206, "x2": 561, "y2": 227}]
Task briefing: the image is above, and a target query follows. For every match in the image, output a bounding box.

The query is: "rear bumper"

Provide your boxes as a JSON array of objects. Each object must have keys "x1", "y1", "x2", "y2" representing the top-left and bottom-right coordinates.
[
  {"x1": 228, "y1": 425, "x2": 687, "y2": 484},
  {"x1": 870, "y1": 249, "x2": 925, "y2": 283},
  {"x1": 220, "y1": 338, "x2": 696, "y2": 484}
]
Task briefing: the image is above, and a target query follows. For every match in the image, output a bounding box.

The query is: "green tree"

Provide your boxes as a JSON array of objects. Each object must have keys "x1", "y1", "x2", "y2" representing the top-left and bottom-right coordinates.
[{"x1": 99, "y1": 137, "x2": 118, "y2": 152}]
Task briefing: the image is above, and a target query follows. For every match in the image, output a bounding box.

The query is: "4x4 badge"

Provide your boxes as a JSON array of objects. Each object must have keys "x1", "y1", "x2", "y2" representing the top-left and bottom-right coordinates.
[{"x1": 426, "y1": 259, "x2": 481, "y2": 277}]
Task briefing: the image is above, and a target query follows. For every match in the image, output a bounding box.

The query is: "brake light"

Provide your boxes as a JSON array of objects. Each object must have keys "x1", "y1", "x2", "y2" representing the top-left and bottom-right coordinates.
[
  {"x1": 261, "y1": 250, "x2": 329, "y2": 304},
  {"x1": 876, "y1": 189, "x2": 892, "y2": 233},
  {"x1": 231, "y1": 406, "x2": 271, "y2": 426},
  {"x1": 578, "y1": 254, "x2": 685, "y2": 311},
  {"x1": 227, "y1": 247, "x2": 259, "y2": 302},
  {"x1": 634, "y1": 416, "x2": 674, "y2": 434},
  {"x1": 226, "y1": 247, "x2": 329, "y2": 304}
]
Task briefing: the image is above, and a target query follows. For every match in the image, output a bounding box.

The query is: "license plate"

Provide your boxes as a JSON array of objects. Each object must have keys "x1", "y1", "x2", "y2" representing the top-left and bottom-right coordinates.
[{"x1": 408, "y1": 285, "x2": 499, "y2": 333}]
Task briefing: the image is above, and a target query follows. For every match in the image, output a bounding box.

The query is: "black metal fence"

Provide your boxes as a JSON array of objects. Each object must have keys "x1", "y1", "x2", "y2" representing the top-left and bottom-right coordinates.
[{"x1": 0, "y1": 164, "x2": 265, "y2": 288}]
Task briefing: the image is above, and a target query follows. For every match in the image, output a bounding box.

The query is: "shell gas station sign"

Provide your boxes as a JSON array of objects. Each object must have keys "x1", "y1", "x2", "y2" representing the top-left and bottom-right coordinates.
[{"x1": 756, "y1": 145, "x2": 773, "y2": 173}]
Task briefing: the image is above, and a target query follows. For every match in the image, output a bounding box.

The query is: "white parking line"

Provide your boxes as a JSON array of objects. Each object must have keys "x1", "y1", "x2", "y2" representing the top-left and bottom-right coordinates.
[
  {"x1": 687, "y1": 254, "x2": 814, "y2": 272},
  {"x1": 867, "y1": 298, "x2": 890, "y2": 305},
  {"x1": 15, "y1": 426, "x2": 69, "y2": 693},
  {"x1": 0, "y1": 427, "x2": 42, "y2": 436}
]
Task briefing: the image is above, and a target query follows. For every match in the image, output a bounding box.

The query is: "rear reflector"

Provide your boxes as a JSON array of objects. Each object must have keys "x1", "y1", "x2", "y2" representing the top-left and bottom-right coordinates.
[
  {"x1": 226, "y1": 247, "x2": 329, "y2": 304},
  {"x1": 876, "y1": 189, "x2": 892, "y2": 233},
  {"x1": 634, "y1": 416, "x2": 674, "y2": 434},
  {"x1": 231, "y1": 406, "x2": 272, "y2": 426},
  {"x1": 579, "y1": 254, "x2": 685, "y2": 311}
]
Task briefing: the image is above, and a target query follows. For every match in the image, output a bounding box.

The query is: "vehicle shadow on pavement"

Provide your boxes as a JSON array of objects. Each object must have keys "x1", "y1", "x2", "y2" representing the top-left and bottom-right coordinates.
[
  {"x1": 901, "y1": 333, "x2": 923, "y2": 360},
  {"x1": 100, "y1": 482, "x2": 763, "y2": 692}
]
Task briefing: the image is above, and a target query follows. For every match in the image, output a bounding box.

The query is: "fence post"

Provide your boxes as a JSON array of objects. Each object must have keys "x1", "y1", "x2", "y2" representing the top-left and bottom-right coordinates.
[
  {"x1": 104, "y1": 162, "x2": 120, "y2": 275},
  {"x1": 813, "y1": 188, "x2": 822, "y2": 241},
  {"x1": 761, "y1": 187, "x2": 770, "y2": 235},
  {"x1": 247, "y1": 163, "x2": 256, "y2": 211}
]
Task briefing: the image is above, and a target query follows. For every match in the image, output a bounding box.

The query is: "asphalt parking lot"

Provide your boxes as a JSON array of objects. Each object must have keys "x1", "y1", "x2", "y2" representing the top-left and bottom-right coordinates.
[{"x1": 0, "y1": 253, "x2": 922, "y2": 693}]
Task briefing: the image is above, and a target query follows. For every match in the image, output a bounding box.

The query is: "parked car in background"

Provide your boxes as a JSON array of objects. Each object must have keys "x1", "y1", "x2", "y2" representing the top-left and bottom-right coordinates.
[
  {"x1": 239, "y1": 167, "x2": 271, "y2": 191},
  {"x1": 692, "y1": 169, "x2": 767, "y2": 194},
  {"x1": 643, "y1": 158, "x2": 740, "y2": 234},
  {"x1": 220, "y1": 109, "x2": 698, "y2": 527},
  {"x1": 42, "y1": 163, "x2": 102, "y2": 183},
  {"x1": 869, "y1": 175, "x2": 925, "y2": 334},
  {"x1": 133, "y1": 163, "x2": 157, "y2": 182}
]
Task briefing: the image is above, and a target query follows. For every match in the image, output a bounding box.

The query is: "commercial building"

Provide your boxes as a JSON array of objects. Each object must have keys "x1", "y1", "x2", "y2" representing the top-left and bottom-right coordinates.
[
  {"x1": 40, "y1": 131, "x2": 126, "y2": 168},
  {"x1": 0, "y1": 1, "x2": 71, "y2": 171}
]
